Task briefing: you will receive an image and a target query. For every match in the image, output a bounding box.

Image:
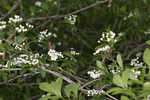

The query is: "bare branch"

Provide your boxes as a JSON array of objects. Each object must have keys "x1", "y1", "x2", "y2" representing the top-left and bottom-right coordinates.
[
  {"x1": 0, "y1": 0, "x2": 20, "y2": 20},
  {"x1": 26, "y1": 0, "x2": 108, "y2": 22}
]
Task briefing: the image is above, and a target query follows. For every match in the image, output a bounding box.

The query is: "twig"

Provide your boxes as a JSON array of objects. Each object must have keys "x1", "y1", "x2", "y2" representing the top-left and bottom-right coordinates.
[
  {"x1": 125, "y1": 43, "x2": 150, "y2": 60},
  {"x1": 0, "y1": 0, "x2": 20, "y2": 20},
  {"x1": 80, "y1": 78, "x2": 100, "y2": 89},
  {"x1": 60, "y1": 69, "x2": 88, "y2": 84},
  {"x1": 57, "y1": 0, "x2": 61, "y2": 14},
  {"x1": 41, "y1": 66, "x2": 118, "y2": 100},
  {"x1": 105, "y1": 94, "x2": 118, "y2": 100},
  {"x1": 7, "y1": 31, "x2": 16, "y2": 39},
  {"x1": 0, "y1": 68, "x2": 21, "y2": 71},
  {"x1": 41, "y1": 67, "x2": 75, "y2": 84},
  {"x1": 26, "y1": 0, "x2": 108, "y2": 22},
  {"x1": 19, "y1": 0, "x2": 25, "y2": 18},
  {"x1": 0, "y1": 72, "x2": 39, "y2": 85}
]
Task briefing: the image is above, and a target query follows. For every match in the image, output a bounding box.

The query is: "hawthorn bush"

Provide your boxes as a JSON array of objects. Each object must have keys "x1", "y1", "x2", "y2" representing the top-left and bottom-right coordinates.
[{"x1": 0, "y1": 0, "x2": 150, "y2": 100}]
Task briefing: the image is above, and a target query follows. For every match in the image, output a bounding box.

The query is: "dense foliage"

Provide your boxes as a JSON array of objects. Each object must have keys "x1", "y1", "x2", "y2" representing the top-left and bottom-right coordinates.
[{"x1": 0, "y1": 0, "x2": 150, "y2": 100}]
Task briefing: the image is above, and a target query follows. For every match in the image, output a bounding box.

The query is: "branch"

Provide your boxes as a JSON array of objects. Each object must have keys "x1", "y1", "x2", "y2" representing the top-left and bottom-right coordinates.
[
  {"x1": 125, "y1": 43, "x2": 150, "y2": 60},
  {"x1": 0, "y1": 0, "x2": 20, "y2": 20},
  {"x1": 0, "y1": 68, "x2": 22, "y2": 71},
  {"x1": 41, "y1": 67, "x2": 75, "y2": 84},
  {"x1": 57, "y1": 0, "x2": 61, "y2": 14},
  {"x1": 26, "y1": 0, "x2": 108, "y2": 22}
]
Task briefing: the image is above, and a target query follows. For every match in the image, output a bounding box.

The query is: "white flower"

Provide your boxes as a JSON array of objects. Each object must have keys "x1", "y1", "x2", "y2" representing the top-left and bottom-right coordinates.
[
  {"x1": 48, "y1": 49, "x2": 63, "y2": 61},
  {"x1": 57, "y1": 42, "x2": 62, "y2": 46},
  {"x1": 97, "y1": 31, "x2": 116, "y2": 43},
  {"x1": 32, "y1": 59, "x2": 39, "y2": 65},
  {"x1": 35, "y1": 1, "x2": 42, "y2": 7},
  {"x1": 11, "y1": 53, "x2": 41, "y2": 66},
  {"x1": 87, "y1": 70, "x2": 102, "y2": 79},
  {"x1": 26, "y1": 23, "x2": 34, "y2": 28},
  {"x1": 130, "y1": 57, "x2": 144, "y2": 66},
  {"x1": 0, "y1": 52, "x2": 4, "y2": 55},
  {"x1": 12, "y1": 42, "x2": 26, "y2": 50},
  {"x1": 93, "y1": 45, "x2": 110, "y2": 55},
  {"x1": 0, "y1": 21, "x2": 6, "y2": 24},
  {"x1": 0, "y1": 21, "x2": 6, "y2": 30},
  {"x1": 65, "y1": 15, "x2": 77, "y2": 25},
  {"x1": 8, "y1": 15, "x2": 23, "y2": 23},
  {"x1": 39, "y1": 30, "x2": 52, "y2": 41},
  {"x1": 52, "y1": 33, "x2": 57, "y2": 38},
  {"x1": 131, "y1": 69, "x2": 141, "y2": 79},
  {"x1": 128, "y1": 12, "x2": 134, "y2": 18},
  {"x1": 15, "y1": 24, "x2": 28, "y2": 33},
  {"x1": 70, "y1": 50, "x2": 79, "y2": 55},
  {"x1": 87, "y1": 89, "x2": 105, "y2": 96}
]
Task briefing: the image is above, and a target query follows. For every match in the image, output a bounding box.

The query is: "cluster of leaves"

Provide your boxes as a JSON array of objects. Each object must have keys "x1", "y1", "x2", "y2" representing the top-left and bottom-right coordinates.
[{"x1": 39, "y1": 78, "x2": 80, "y2": 100}]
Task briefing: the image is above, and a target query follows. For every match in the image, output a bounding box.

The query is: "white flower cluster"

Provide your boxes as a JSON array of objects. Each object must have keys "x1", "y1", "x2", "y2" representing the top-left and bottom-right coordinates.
[
  {"x1": 130, "y1": 57, "x2": 144, "y2": 66},
  {"x1": 26, "y1": 23, "x2": 34, "y2": 29},
  {"x1": 52, "y1": 33, "x2": 57, "y2": 38},
  {"x1": 93, "y1": 45, "x2": 110, "y2": 55},
  {"x1": 87, "y1": 70, "x2": 102, "y2": 79},
  {"x1": 39, "y1": 30, "x2": 52, "y2": 41},
  {"x1": 94, "y1": 31, "x2": 117, "y2": 55},
  {"x1": 0, "y1": 21, "x2": 6, "y2": 30},
  {"x1": 123, "y1": 12, "x2": 134, "y2": 20},
  {"x1": 48, "y1": 49, "x2": 64, "y2": 61},
  {"x1": 11, "y1": 53, "x2": 42, "y2": 66},
  {"x1": 65, "y1": 15, "x2": 77, "y2": 25},
  {"x1": 111, "y1": 69, "x2": 120, "y2": 74},
  {"x1": 12, "y1": 42, "x2": 26, "y2": 50},
  {"x1": 87, "y1": 89, "x2": 105, "y2": 96},
  {"x1": 108, "y1": 65, "x2": 120, "y2": 74},
  {"x1": 70, "y1": 50, "x2": 79, "y2": 55},
  {"x1": 0, "y1": 52, "x2": 4, "y2": 56},
  {"x1": 57, "y1": 42, "x2": 62, "y2": 46},
  {"x1": 35, "y1": 1, "x2": 42, "y2": 7},
  {"x1": 8, "y1": 15, "x2": 23, "y2": 23},
  {"x1": 131, "y1": 69, "x2": 141, "y2": 79},
  {"x1": 15, "y1": 23, "x2": 34, "y2": 33},
  {"x1": 97, "y1": 31, "x2": 116, "y2": 43}
]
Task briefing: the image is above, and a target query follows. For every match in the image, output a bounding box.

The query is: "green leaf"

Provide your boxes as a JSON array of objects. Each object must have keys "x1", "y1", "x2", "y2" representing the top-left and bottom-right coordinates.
[
  {"x1": 64, "y1": 83, "x2": 80, "y2": 98},
  {"x1": 128, "y1": 70, "x2": 137, "y2": 80},
  {"x1": 106, "y1": 87, "x2": 122, "y2": 94},
  {"x1": 122, "y1": 69, "x2": 129, "y2": 88},
  {"x1": 113, "y1": 74, "x2": 125, "y2": 88},
  {"x1": 111, "y1": 89, "x2": 136, "y2": 99},
  {"x1": 146, "y1": 40, "x2": 150, "y2": 45},
  {"x1": 143, "y1": 82, "x2": 150, "y2": 91},
  {"x1": 113, "y1": 70, "x2": 130, "y2": 88},
  {"x1": 0, "y1": 97, "x2": 3, "y2": 100},
  {"x1": 121, "y1": 96, "x2": 129, "y2": 100},
  {"x1": 49, "y1": 78, "x2": 62, "y2": 97},
  {"x1": 39, "y1": 78, "x2": 62, "y2": 97},
  {"x1": 39, "y1": 82, "x2": 51, "y2": 92},
  {"x1": 96, "y1": 60, "x2": 103, "y2": 69},
  {"x1": 143, "y1": 48, "x2": 150, "y2": 67},
  {"x1": 117, "y1": 54, "x2": 123, "y2": 70}
]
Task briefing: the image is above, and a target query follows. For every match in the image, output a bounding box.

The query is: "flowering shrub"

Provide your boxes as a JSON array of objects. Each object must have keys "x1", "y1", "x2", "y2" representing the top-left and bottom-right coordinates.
[{"x1": 0, "y1": 0, "x2": 150, "y2": 100}]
